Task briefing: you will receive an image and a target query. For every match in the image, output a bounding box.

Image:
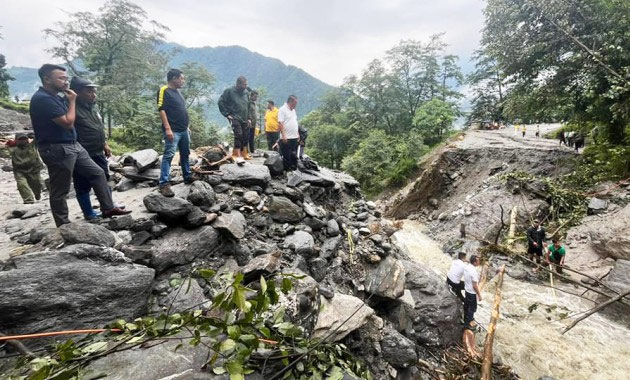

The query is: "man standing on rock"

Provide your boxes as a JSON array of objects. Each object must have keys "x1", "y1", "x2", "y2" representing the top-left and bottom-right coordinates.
[
  {"x1": 264, "y1": 100, "x2": 280, "y2": 151},
  {"x1": 463, "y1": 255, "x2": 482, "y2": 330},
  {"x1": 546, "y1": 237, "x2": 566, "y2": 274},
  {"x1": 446, "y1": 252, "x2": 467, "y2": 302},
  {"x1": 29, "y1": 64, "x2": 130, "y2": 226},
  {"x1": 526, "y1": 219, "x2": 546, "y2": 269},
  {"x1": 8, "y1": 132, "x2": 44, "y2": 204},
  {"x1": 70, "y1": 77, "x2": 121, "y2": 219},
  {"x1": 157, "y1": 68, "x2": 192, "y2": 197},
  {"x1": 278, "y1": 95, "x2": 300, "y2": 171},
  {"x1": 245, "y1": 89, "x2": 258, "y2": 159},
  {"x1": 218, "y1": 76, "x2": 250, "y2": 165}
]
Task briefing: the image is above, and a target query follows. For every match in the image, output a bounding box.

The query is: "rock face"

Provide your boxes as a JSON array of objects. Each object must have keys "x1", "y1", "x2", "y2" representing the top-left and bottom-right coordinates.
[
  {"x1": 150, "y1": 226, "x2": 220, "y2": 272},
  {"x1": 187, "y1": 181, "x2": 216, "y2": 210},
  {"x1": 381, "y1": 327, "x2": 418, "y2": 369},
  {"x1": 285, "y1": 231, "x2": 315, "y2": 256},
  {"x1": 269, "y1": 196, "x2": 303, "y2": 223},
  {"x1": 365, "y1": 257, "x2": 406, "y2": 300},
  {"x1": 604, "y1": 259, "x2": 630, "y2": 293},
  {"x1": 162, "y1": 279, "x2": 208, "y2": 313},
  {"x1": 59, "y1": 222, "x2": 116, "y2": 247},
  {"x1": 213, "y1": 210, "x2": 247, "y2": 239},
  {"x1": 0, "y1": 246, "x2": 154, "y2": 340},
  {"x1": 589, "y1": 203, "x2": 630, "y2": 260},
  {"x1": 221, "y1": 164, "x2": 271, "y2": 186},
  {"x1": 143, "y1": 193, "x2": 194, "y2": 224},
  {"x1": 388, "y1": 260, "x2": 461, "y2": 347},
  {"x1": 313, "y1": 293, "x2": 374, "y2": 341}
]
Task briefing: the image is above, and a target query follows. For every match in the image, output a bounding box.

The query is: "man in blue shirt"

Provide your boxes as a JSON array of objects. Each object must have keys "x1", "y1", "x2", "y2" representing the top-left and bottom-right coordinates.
[{"x1": 29, "y1": 64, "x2": 130, "y2": 226}]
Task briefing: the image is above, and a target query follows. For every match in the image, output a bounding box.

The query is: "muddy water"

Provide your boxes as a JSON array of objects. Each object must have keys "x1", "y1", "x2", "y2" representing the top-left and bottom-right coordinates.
[{"x1": 393, "y1": 220, "x2": 630, "y2": 380}]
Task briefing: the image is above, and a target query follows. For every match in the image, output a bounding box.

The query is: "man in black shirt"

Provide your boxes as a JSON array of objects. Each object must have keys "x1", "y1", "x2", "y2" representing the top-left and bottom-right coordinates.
[
  {"x1": 526, "y1": 219, "x2": 546, "y2": 267},
  {"x1": 29, "y1": 64, "x2": 130, "y2": 226},
  {"x1": 157, "y1": 68, "x2": 191, "y2": 197}
]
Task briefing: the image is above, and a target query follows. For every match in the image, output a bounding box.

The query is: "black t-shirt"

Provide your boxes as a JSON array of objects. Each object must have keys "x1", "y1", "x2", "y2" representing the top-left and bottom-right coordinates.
[
  {"x1": 157, "y1": 86, "x2": 189, "y2": 132},
  {"x1": 29, "y1": 87, "x2": 77, "y2": 144}
]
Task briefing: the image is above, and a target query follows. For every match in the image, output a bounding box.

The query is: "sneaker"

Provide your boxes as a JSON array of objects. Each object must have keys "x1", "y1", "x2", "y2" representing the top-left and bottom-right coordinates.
[
  {"x1": 236, "y1": 157, "x2": 246, "y2": 166},
  {"x1": 102, "y1": 207, "x2": 132, "y2": 218},
  {"x1": 159, "y1": 184, "x2": 175, "y2": 197}
]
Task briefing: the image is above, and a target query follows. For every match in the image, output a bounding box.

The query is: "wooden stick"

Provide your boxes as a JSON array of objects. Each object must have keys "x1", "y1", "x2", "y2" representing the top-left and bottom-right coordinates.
[
  {"x1": 0, "y1": 329, "x2": 122, "y2": 341},
  {"x1": 507, "y1": 206, "x2": 518, "y2": 248},
  {"x1": 479, "y1": 261, "x2": 491, "y2": 292},
  {"x1": 562, "y1": 290, "x2": 630, "y2": 335},
  {"x1": 481, "y1": 265, "x2": 506, "y2": 380}
]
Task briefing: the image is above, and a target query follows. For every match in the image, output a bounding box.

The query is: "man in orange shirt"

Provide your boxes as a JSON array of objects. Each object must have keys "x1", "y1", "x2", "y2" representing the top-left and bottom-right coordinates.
[{"x1": 264, "y1": 100, "x2": 280, "y2": 151}]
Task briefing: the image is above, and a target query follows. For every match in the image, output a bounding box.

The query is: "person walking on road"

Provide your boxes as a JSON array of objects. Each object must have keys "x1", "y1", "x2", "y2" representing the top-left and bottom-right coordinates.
[
  {"x1": 264, "y1": 100, "x2": 280, "y2": 151},
  {"x1": 8, "y1": 132, "x2": 43, "y2": 204},
  {"x1": 29, "y1": 64, "x2": 129, "y2": 226},
  {"x1": 535, "y1": 124, "x2": 540, "y2": 138},
  {"x1": 463, "y1": 255, "x2": 482, "y2": 330},
  {"x1": 218, "y1": 76, "x2": 251, "y2": 165},
  {"x1": 157, "y1": 68, "x2": 192, "y2": 197},
  {"x1": 521, "y1": 124, "x2": 527, "y2": 137},
  {"x1": 278, "y1": 95, "x2": 300, "y2": 171},
  {"x1": 446, "y1": 252, "x2": 467, "y2": 303}
]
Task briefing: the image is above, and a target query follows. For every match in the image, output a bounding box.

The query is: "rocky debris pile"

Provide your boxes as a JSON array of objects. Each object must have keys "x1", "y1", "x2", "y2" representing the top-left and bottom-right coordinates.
[
  {"x1": 0, "y1": 107, "x2": 32, "y2": 137},
  {"x1": 0, "y1": 154, "x2": 463, "y2": 378}
]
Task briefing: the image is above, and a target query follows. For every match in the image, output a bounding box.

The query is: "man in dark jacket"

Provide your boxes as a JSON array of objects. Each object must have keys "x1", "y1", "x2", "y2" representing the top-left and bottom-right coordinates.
[
  {"x1": 218, "y1": 76, "x2": 250, "y2": 165},
  {"x1": 527, "y1": 219, "x2": 546, "y2": 268},
  {"x1": 70, "y1": 77, "x2": 120, "y2": 219}
]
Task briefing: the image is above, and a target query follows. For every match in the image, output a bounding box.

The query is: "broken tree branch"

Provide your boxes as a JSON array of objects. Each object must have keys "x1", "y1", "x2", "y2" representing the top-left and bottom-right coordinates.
[
  {"x1": 481, "y1": 264, "x2": 506, "y2": 380},
  {"x1": 562, "y1": 290, "x2": 630, "y2": 335}
]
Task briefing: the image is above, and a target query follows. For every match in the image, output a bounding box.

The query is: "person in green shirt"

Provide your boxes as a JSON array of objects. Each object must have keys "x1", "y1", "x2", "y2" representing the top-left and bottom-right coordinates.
[{"x1": 546, "y1": 237, "x2": 566, "y2": 274}]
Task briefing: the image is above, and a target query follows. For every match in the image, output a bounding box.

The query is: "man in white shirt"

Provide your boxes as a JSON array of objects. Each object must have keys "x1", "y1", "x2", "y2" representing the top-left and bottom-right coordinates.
[
  {"x1": 277, "y1": 95, "x2": 299, "y2": 171},
  {"x1": 463, "y1": 255, "x2": 482, "y2": 330},
  {"x1": 446, "y1": 252, "x2": 467, "y2": 302}
]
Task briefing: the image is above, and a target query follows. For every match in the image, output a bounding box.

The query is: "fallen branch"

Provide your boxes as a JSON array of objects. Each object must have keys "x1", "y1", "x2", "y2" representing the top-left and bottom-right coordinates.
[
  {"x1": 0, "y1": 332, "x2": 35, "y2": 358},
  {"x1": 481, "y1": 265, "x2": 506, "y2": 380},
  {"x1": 494, "y1": 205, "x2": 506, "y2": 245},
  {"x1": 0, "y1": 329, "x2": 122, "y2": 341},
  {"x1": 562, "y1": 290, "x2": 630, "y2": 335}
]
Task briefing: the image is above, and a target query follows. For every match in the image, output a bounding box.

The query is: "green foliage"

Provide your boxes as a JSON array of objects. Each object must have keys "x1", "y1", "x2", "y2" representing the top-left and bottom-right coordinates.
[
  {"x1": 0, "y1": 98, "x2": 29, "y2": 113},
  {"x1": 5, "y1": 272, "x2": 372, "y2": 380},
  {"x1": 564, "y1": 144, "x2": 630, "y2": 188},
  {"x1": 413, "y1": 98, "x2": 457, "y2": 145},
  {"x1": 179, "y1": 62, "x2": 216, "y2": 109},
  {"x1": 0, "y1": 53, "x2": 14, "y2": 99},
  {"x1": 305, "y1": 124, "x2": 352, "y2": 169}
]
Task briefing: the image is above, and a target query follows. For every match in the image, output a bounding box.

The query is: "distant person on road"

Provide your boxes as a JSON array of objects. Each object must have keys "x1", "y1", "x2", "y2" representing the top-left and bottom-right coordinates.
[
  {"x1": 574, "y1": 133, "x2": 585, "y2": 153},
  {"x1": 218, "y1": 76, "x2": 250, "y2": 165},
  {"x1": 8, "y1": 132, "x2": 44, "y2": 204},
  {"x1": 514, "y1": 124, "x2": 519, "y2": 135},
  {"x1": 29, "y1": 64, "x2": 129, "y2": 226},
  {"x1": 70, "y1": 77, "x2": 124, "y2": 220},
  {"x1": 521, "y1": 124, "x2": 526, "y2": 137},
  {"x1": 278, "y1": 95, "x2": 300, "y2": 171},
  {"x1": 527, "y1": 219, "x2": 546, "y2": 270},
  {"x1": 535, "y1": 125, "x2": 540, "y2": 138},
  {"x1": 463, "y1": 255, "x2": 482, "y2": 330},
  {"x1": 446, "y1": 252, "x2": 468, "y2": 303},
  {"x1": 157, "y1": 68, "x2": 192, "y2": 197},
  {"x1": 264, "y1": 100, "x2": 280, "y2": 151},
  {"x1": 245, "y1": 89, "x2": 258, "y2": 159},
  {"x1": 567, "y1": 131, "x2": 575, "y2": 147},
  {"x1": 559, "y1": 131, "x2": 567, "y2": 146},
  {"x1": 546, "y1": 237, "x2": 566, "y2": 274}
]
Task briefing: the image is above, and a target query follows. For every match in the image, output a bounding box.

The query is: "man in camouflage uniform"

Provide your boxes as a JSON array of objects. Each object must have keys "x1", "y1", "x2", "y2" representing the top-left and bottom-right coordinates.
[{"x1": 9, "y1": 132, "x2": 44, "y2": 204}]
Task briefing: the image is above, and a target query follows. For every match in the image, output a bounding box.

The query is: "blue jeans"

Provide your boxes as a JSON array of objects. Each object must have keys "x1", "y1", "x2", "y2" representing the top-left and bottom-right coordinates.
[{"x1": 159, "y1": 130, "x2": 191, "y2": 186}]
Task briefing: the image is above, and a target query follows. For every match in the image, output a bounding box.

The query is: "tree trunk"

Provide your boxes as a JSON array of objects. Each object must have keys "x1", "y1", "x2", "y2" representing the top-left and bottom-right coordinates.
[{"x1": 481, "y1": 264, "x2": 506, "y2": 380}]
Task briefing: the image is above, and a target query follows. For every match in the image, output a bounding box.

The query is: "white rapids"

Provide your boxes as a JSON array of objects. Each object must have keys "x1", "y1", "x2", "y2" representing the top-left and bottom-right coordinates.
[{"x1": 393, "y1": 220, "x2": 630, "y2": 380}]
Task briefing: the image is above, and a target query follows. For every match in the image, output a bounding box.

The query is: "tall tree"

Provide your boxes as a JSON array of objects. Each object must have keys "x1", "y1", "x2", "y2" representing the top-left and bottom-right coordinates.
[{"x1": 0, "y1": 29, "x2": 14, "y2": 99}]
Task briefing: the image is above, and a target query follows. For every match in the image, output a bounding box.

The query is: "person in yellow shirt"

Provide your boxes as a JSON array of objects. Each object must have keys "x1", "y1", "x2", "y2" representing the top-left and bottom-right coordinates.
[{"x1": 264, "y1": 100, "x2": 280, "y2": 151}]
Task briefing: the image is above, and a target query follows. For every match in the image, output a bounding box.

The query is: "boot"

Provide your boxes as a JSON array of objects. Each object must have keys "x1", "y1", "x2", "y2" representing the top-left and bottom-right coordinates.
[
  {"x1": 242, "y1": 147, "x2": 252, "y2": 160},
  {"x1": 76, "y1": 192, "x2": 101, "y2": 220}
]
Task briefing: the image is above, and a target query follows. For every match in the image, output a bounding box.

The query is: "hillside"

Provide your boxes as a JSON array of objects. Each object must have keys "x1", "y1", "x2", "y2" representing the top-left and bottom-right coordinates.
[{"x1": 7, "y1": 43, "x2": 334, "y2": 125}]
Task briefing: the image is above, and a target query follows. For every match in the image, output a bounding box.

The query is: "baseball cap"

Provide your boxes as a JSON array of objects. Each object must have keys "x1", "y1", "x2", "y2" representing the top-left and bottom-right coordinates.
[{"x1": 70, "y1": 77, "x2": 99, "y2": 91}]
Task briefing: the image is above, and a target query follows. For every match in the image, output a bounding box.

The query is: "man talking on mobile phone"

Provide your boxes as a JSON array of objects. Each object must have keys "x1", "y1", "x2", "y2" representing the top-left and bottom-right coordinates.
[{"x1": 29, "y1": 64, "x2": 130, "y2": 226}]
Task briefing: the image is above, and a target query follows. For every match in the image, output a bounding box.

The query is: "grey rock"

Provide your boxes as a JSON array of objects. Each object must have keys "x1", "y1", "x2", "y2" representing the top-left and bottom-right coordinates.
[
  {"x1": 162, "y1": 279, "x2": 209, "y2": 313},
  {"x1": 0, "y1": 246, "x2": 154, "y2": 344},
  {"x1": 365, "y1": 257, "x2": 406, "y2": 299},
  {"x1": 143, "y1": 193, "x2": 193, "y2": 224},
  {"x1": 131, "y1": 217, "x2": 156, "y2": 232},
  {"x1": 309, "y1": 257, "x2": 328, "y2": 281},
  {"x1": 589, "y1": 203, "x2": 630, "y2": 259},
  {"x1": 303, "y1": 217, "x2": 326, "y2": 231},
  {"x1": 313, "y1": 293, "x2": 374, "y2": 341},
  {"x1": 370, "y1": 234, "x2": 383, "y2": 245},
  {"x1": 150, "y1": 222, "x2": 168, "y2": 238},
  {"x1": 243, "y1": 190, "x2": 261, "y2": 205},
  {"x1": 269, "y1": 196, "x2": 303, "y2": 223},
  {"x1": 213, "y1": 210, "x2": 247, "y2": 239},
  {"x1": 356, "y1": 212, "x2": 369, "y2": 221},
  {"x1": 288, "y1": 169, "x2": 337, "y2": 187},
  {"x1": 285, "y1": 231, "x2": 315, "y2": 256},
  {"x1": 303, "y1": 202, "x2": 324, "y2": 218},
  {"x1": 221, "y1": 163, "x2": 271, "y2": 186},
  {"x1": 604, "y1": 259, "x2": 630, "y2": 294},
  {"x1": 214, "y1": 183, "x2": 231, "y2": 193},
  {"x1": 359, "y1": 227, "x2": 371, "y2": 236},
  {"x1": 185, "y1": 206, "x2": 207, "y2": 228},
  {"x1": 264, "y1": 153, "x2": 284, "y2": 176},
  {"x1": 587, "y1": 197, "x2": 608, "y2": 214},
  {"x1": 108, "y1": 215, "x2": 134, "y2": 231},
  {"x1": 121, "y1": 167, "x2": 161, "y2": 182},
  {"x1": 151, "y1": 226, "x2": 220, "y2": 272},
  {"x1": 318, "y1": 285, "x2": 334, "y2": 299},
  {"x1": 241, "y1": 252, "x2": 282, "y2": 281},
  {"x1": 366, "y1": 201, "x2": 376, "y2": 209},
  {"x1": 187, "y1": 181, "x2": 215, "y2": 210},
  {"x1": 130, "y1": 231, "x2": 152, "y2": 246},
  {"x1": 327, "y1": 219, "x2": 340, "y2": 237},
  {"x1": 20, "y1": 208, "x2": 41, "y2": 219},
  {"x1": 59, "y1": 222, "x2": 116, "y2": 247},
  {"x1": 115, "y1": 178, "x2": 136, "y2": 192},
  {"x1": 381, "y1": 327, "x2": 418, "y2": 368},
  {"x1": 283, "y1": 187, "x2": 303, "y2": 202},
  {"x1": 206, "y1": 175, "x2": 223, "y2": 186},
  {"x1": 320, "y1": 236, "x2": 341, "y2": 259},
  {"x1": 127, "y1": 148, "x2": 159, "y2": 172}
]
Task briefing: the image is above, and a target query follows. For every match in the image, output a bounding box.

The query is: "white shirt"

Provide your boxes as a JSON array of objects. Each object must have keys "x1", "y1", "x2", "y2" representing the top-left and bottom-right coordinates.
[
  {"x1": 278, "y1": 103, "x2": 299, "y2": 139},
  {"x1": 447, "y1": 259, "x2": 466, "y2": 284},
  {"x1": 463, "y1": 263, "x2": 479, "y2": 294}
]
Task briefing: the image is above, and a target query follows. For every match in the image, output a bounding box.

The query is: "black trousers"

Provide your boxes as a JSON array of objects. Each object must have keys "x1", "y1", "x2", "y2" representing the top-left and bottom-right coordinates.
[
  {"x1": 73, "y1": 153, "x2": 110, "y2": 194},
  {"x1": 247, "y1": 126, "x2": 256, "y2": 153},
  {"x1": 280, "y1": 138, "x2": 299, "y2": 170},
  {"x1": 446, "y1": 278, "x2": 465, "y2": 303},
  {"x1": 231, "y1": 120, "x2": 248, "y2": 150},
  {"x1": 463, "y1": 292, "x2": 478, "y2": 328},
  {"x1": 39, "y1": 142, "x2": 113, "y2": 226},
  {"x1": 266, "y1": 131, "x2": 280, "y2": 151}
]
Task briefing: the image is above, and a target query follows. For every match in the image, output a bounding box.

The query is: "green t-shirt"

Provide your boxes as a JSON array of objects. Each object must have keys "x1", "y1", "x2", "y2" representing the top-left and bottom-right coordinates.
[{"x1": 549, "y1": 245, "x2": 566, "y2": 261}]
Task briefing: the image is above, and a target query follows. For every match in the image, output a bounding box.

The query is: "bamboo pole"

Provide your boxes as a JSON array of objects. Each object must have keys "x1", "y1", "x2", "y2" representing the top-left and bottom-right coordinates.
[
  {"x1": 0, "y1": 329, "x2": 122, "y2": 341},
  {"x1": 562, "y1": 290, "x2": 630, "y2": 335},
  {"x1": 481, "y1": 265, "x2": 506, "y2": 380},
  {"x1": 507, "y1": 207, "x2": 518, "y2": 247}
]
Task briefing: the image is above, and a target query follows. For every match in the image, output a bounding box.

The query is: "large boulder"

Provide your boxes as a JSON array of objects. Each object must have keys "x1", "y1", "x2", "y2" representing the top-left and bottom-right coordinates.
[
  {"x1": 287, "y1": 169, "x2": 336, "y2": 188},
  {"x1": 126, "y1": 148, "x2": 159, "y2": 172},
  {"x1": 187, "y1": 181, "x2": 215, "y2": 210},
  {"x1": 589, "y1": 203, "x2": 630, "y2": 260},
  {"x1": 365, "y1": 257, "x2": 406, "y2": 300},
  {"x1": 161, "y1": 279, "x2": 208, "y2": 313},
  {"x1": 269, "y1": 196, "x2": 303, "y2": 223},
  {"x1": 150, "y1": 226, "x2": 220, "y2": 272},
  {"x1": 221, "y1": 164, "x2": 271, "y2": 186},
  {"x1": 320, "y1": 236, "x2": 341, "y2": 259},
  {"x1": 0, "y1": 245, "x2": 154, "y2": 341},
  {"x1": 285, "y1": 231, "x2": 315, "y2": 256},
  {"x1": 587, "y1": 197, "x2": 608, "y2": 215},
  {"x1": 388, "y1": 260, "x2": 461, "y2": 346},
  {"x1": 213, "y1": 210, "x2": 247, "y2": 239},
  {"x1": 313, "y1": 293, "x2": 374, "y2": 341},
  {"x1": 264, "y1": 153, "x2": 284, "y2": 177},
  {"x1": 143, "y1": 193, "x2": 194, "y2": 224},
  {"x1": 240, "y1": 252, "x2": 282, "y2": 281},
  {"x1": 604, "y1": 259, "x2": 630, "y2": 294},
  {"x1": 59, "y1": 222, "x2": 116, "y2": 247},
  {"x1": 121, "y1": 167, "x2": 161, "y2": 182},
  {"x1": 381, "y1": 326, "x2": 418, "y2": 369}
]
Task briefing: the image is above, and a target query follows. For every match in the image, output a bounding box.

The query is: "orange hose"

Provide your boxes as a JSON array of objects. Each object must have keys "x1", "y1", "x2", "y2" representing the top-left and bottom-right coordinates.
[{"x1": 0, "y1": 329, "x2": 123, "y2": 341}]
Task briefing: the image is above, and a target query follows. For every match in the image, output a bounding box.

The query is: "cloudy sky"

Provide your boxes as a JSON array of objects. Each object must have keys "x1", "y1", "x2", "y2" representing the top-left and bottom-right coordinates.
[{"x1": 0, "y1": 0, "x2": 486, "y2": 85}]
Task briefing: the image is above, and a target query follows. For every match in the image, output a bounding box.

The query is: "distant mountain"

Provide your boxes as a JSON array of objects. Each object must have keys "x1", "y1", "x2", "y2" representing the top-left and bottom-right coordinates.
[{"x1": 7, "y1": 43, "x2": 335, "y2": 125}]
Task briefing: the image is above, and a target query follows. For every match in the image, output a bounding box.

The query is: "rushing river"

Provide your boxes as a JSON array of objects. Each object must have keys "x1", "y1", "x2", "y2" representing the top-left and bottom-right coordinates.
[{"x1": 393, "y1": 220, "x2": 630, "y2": 380}]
